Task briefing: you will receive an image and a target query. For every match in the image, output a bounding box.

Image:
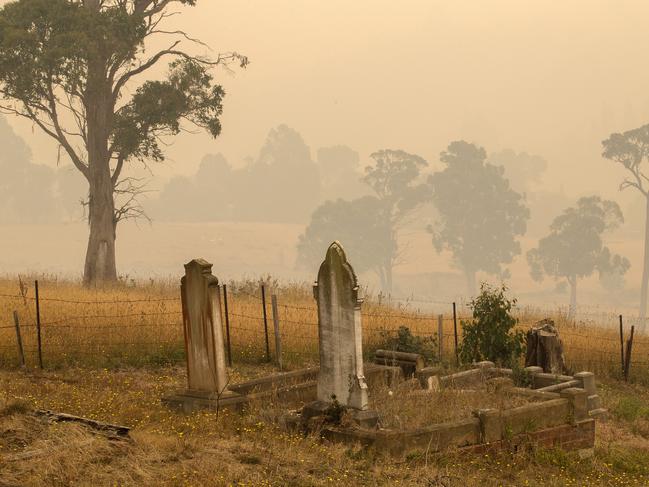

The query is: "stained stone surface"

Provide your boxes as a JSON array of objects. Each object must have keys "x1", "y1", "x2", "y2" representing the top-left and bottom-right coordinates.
[
  {"x1": 313, "y1": 242, "x2": 368, "y2": 410},
  {"x1": 181, "y1": 258, "x2": 230, "y2": 395}
]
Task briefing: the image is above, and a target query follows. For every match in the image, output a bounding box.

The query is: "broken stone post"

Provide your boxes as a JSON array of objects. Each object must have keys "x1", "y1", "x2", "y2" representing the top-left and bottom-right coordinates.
[
  {"x1": 163, "y1": 259, "x2": 243, "y2": 412},
  {"x1": 303, "y1": 242, "x2": 378, "y2": 428},
  {"x1": 525, "y1": 319, "x2": 567, "y2": 374}
]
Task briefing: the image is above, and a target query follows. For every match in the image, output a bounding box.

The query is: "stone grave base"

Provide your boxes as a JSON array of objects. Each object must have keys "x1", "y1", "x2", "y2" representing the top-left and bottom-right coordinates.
[
  {"x1": 286, "y1": 363, "x2": 603, "y2": 457},
  {"x1": 302, "y1": 400, "x2": 380, "y2": 429},
  {"x1": 321, "y1": 418, "x2": 595, "y2": 457},
  {"x1": 163, "y1": 363, "x2": 402, "y2": 414},
  {"x1": 162, "y1": 389, "x2": 247, "y2": 413}
]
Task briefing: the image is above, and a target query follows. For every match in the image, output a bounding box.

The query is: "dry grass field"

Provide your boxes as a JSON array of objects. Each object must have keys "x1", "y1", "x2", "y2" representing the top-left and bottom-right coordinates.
[{"x1": 1, "y1": 276, "x2": 649, "y2": 485}]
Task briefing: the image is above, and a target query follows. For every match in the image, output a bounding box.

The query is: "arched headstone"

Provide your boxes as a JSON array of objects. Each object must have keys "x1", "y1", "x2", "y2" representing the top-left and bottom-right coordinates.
[{"x1": 313, "y1": 242, "x2": 368, "y2": 410}]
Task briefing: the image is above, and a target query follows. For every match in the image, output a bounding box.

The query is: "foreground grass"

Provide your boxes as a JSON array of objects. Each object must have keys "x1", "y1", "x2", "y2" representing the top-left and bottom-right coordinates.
[{"x1": 1, "y1": 366, "x2": 649, "y2": 486}]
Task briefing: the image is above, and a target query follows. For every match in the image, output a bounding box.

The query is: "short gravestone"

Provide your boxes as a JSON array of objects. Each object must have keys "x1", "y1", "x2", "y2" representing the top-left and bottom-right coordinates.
[
  {"x1": 302, "y1": 242, "x2": 378, "y2": 428},
  {"x1": 163, "y1": 259, "x2": 244, "y2": 412}
]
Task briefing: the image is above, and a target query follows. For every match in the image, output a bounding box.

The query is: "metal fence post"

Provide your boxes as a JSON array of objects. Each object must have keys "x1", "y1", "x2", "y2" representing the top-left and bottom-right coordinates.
[
  {"x1": 271, "y1": 294, "x2": 282, "y2": 370},
  {"x1": 437, "y1": 314, "x2": 443, "y2": 361},
  {"x1": 261, "y1": 284, "x2": 270, "y2": 362},
  {"x1": 13, "y1": 311, "x2": 25, "y2": 367},
  {"x1": 223, "y1": 284, "x2": 232, "y2": 367},
  {"x1": 35, "y1": 280, "x2": 43, "y2": 369}
]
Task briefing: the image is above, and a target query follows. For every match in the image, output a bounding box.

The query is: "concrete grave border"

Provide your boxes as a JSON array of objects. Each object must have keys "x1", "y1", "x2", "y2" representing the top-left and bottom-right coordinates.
[{"x1": 311, "y1": 362, "x2": 605, "y2": 457}]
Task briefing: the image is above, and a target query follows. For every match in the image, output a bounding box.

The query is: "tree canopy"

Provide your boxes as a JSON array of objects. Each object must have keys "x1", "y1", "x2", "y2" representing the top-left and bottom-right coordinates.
[
  {"x1": 602, "y1": 124, "x2": 649, "y2": 323},
  {"x1": 296, "y1": 196, "x2": 393, "y2": 279},
  {"x1": 0, "y1": 0, "x2": 246, "y2": 283},
  {"x1": 527, "y1": 196, "x2": 630, "y2": 315},
  {"x1": 428, "y1": 140, "x2": 529, "y2": 295}
]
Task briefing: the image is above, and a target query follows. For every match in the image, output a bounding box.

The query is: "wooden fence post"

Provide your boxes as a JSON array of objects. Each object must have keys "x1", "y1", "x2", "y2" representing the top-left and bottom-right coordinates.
[
  {"x1": 13, "y1": 311, "x2": 25, "y2": 368},
  {"x1": 453, "y1": 302, "x2": 459, "y2": 365},
  {"x1": 437, "y1": 314, "x2": 443, "y2": 361},
  {"x1": 34, "y1": 280, "x2": 43, "y2": 369},
  {"x1": 619, "y1": 315, "x2": 624, "y2": 375},
  {"x1": 271, "y1": 294, "x2": 282, "y2": 371},
  {"x1": 624, "y1": 325, "x2": 635, "y2": 382},
  {"x1": 223, "y1": 284, "x2": 232, "y2": 367},
  {"x1": 261, "y1": 284, "x2": 270, "y2": 362}
]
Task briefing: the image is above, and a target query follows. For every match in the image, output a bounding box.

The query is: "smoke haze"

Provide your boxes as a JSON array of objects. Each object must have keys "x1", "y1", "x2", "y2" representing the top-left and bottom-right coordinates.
[{"x1": 2, "y1": 0, "x2": 649, "y2": 313}]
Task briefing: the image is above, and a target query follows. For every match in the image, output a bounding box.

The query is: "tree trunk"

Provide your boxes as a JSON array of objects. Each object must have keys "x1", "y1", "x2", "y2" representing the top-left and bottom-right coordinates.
[
  {"x1": 568, "y1": 276, "x2": 577, "y2": 321},
  {"x1": 83, "y1": 168, "x2": 117, "y2": 285},
  {"x1": 385, "y1": 259, "x2": 393, "y2": 294},
  {"x1": 465, "y1": 269, "x2": 476, "y2": 297},
  {"x1": 83, "y1": 41, "x2": 117, "y2": 285},
  {"x1": 639, "y1": 196, "x2": 649, "y2": 330}
]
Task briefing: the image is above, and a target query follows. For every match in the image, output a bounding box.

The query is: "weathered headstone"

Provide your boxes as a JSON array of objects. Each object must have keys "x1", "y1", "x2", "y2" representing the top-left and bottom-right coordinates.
[
  {"x1": 525, "y1": 319, "x2": 567, "y2": 374},
  {"x1": 303, "y1": 242, "x2": 378, "y2": 427},
  {"x1": 163, "y1": 259, "x2": 243, "y2": 412}
]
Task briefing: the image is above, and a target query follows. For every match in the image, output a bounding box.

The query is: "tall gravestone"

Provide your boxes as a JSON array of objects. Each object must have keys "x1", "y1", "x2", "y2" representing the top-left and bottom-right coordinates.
[
  {"x1": 303, "y1": 242, "x2": 377, "y2": 427},
  {"x1": 163, "y1": 259, "x2": 242, "y2": 412}
]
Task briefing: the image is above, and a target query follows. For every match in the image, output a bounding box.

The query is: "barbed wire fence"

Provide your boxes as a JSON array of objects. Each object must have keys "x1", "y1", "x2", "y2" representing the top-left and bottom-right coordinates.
[{"x1": 1, "y1": 281, "x2": 648, "y2": 380}]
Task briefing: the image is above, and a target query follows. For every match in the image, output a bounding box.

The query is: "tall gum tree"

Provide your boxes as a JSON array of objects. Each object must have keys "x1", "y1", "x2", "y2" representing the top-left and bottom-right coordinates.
[
  {"x1": 428, "y1": 141, "x2": 529, "y2": 296},
  {"x1": 526, "y1": 196, "x2": 630, "y2": 320},
  {"x1": 0, "y1": 0, "x2": 247, "y2": 284},
  {"x1": 602, "y1": 125, "x2": 649, "y2": 326}
]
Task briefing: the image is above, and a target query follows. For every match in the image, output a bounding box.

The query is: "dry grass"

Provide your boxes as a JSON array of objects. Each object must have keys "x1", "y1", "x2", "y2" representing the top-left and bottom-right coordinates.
[
  {"x1": 371, "y1": 379, "x2": 535, "y2": 430},
  {"x1": 1, "y1": 276, "x2": 648, "y2": 382},
  {"x1": 1, "y1": 366, "x2": 649, "y2": 486},
  {"x1": 0, "y1": 277, "x2": 649, "y2": 484}
]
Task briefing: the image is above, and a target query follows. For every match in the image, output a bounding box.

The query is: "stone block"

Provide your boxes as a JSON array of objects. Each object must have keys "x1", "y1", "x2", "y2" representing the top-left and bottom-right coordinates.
[
  {"x1": 500, "y1": 399, "x2": 571, "y2": 436},
  {"x1": 416, "y1": 366, "x2": 444, "y2": 388},
  {"x1": 474, "y1": 408, "x2": 502, "y2": 443},
  {"x1": 574, "y1": 371, "x2": 597, "y2": 395},
  {"x1": 560, "y1": 387, "x2": 588, "y2": 423}
]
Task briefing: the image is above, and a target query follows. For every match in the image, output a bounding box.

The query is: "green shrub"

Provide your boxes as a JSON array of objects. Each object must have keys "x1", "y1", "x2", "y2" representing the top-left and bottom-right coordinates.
[{"x1": 459, "y1": 283, "x2": 524, "y2": 367}]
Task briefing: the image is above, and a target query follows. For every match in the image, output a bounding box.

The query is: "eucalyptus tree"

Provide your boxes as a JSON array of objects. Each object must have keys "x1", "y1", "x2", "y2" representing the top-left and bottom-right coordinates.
[
  {"x1": 428, "y1": 141, "x2": 529, "y2": 295},
  {"x1": 527, "y1": 196, "x2": 629, "y2": 319},
  {"x1": 0, "y1": 0, "x2": 247, "y2": 284},
  {"x1": 602, "y1": 125, "x2": 649, "y2": 324}
]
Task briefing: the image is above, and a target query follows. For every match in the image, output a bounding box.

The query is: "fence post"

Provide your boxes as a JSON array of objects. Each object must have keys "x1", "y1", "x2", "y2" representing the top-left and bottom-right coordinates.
[
  {"x1": 34, "y1": 280, "x2": 43, "y2": 369},
  {"x1": 437, "y1": 314, "x2": 443, "y2": 362},
  {"x1": 13, "y1": 311, "x2": 25, "y2": 368},
  {"x1": 223, "y1": 284, "x2": 232, "y2": 367},
  {"x1": 261, "y1": 284, "x2": 270, "y2": 362},
  {"x1": 619, "y1": 315, "x2": 624, "y2": 375},
  {"x1": 453, "y1": 302, "x2": 459, "y2": 366},
  {"x1": 271, "y1": 294, "x2": 282, "y2": 371},
  {"x1": 624, "y1": 325, "x2": 635, "y2": 382}
]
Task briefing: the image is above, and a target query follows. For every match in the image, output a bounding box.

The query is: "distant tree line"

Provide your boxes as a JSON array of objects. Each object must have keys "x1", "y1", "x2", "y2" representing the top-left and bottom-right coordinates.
[
  {"x1": 0, "y1": 116, "x2": 85, "y2": 224},
  {"x1": 150, "y1": 125, "x2": 368, "y2": 224}
]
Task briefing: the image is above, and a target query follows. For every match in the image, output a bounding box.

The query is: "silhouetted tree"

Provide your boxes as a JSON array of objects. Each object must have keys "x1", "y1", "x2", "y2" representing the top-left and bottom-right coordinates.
[
  {"x1": 55, "y1": 165, "x2": 87, "y2": 222},
  {"x1": 428, "y1": 141, "x2": 529, "y2": 295},
  {"x1": 240, "y1": 124, "x2": 321, "y2": 223},
  {"x1": 362, "y1": 149, "x2": 428, "y2": 291},
  {"x1": 0, "y1": 0, "x2": 246, "y2": 284},
  {"x1": 0, "y1": 115, "x2": 59, "y2": 223},
  {"x1": 602, "y1": 125, "x2": 649, "y2": 325},
  {"x1": 317, "y1": 145, "x2": 368, "y2": 201},
  {"x1": 297, "y1": 196, "x2": 393, "y2": 281},
  {"x1": 527, "y1": 196, "x2": 629, "y2": 319},
  {"x1": 488, "y1": 149, "x2": 547, "y2": 194}
]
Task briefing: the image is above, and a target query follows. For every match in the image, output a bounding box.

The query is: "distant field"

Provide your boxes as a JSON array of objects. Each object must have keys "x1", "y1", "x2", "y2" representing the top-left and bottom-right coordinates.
[{"x1": 0, "y1": 221, "x2": 645, "y2": 314}]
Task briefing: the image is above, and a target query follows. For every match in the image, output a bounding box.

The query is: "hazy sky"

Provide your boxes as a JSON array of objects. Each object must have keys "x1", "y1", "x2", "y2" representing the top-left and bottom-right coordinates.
[{"x1": 5, "y1": 0, "x2": 649, "y2": 201}]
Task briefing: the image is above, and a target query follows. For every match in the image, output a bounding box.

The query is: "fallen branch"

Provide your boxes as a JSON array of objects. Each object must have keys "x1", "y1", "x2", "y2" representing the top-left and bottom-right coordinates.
[{"x1": 35, "y1": 410, "x2": 131, "y2": 437}]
